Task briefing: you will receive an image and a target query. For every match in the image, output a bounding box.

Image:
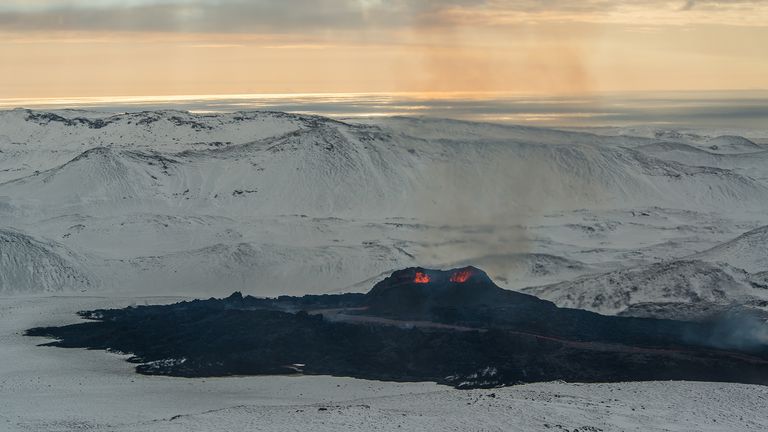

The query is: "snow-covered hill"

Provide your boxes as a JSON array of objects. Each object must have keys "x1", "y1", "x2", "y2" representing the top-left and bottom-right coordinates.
[
  {"x1": 0, "y1": 109, "x2": 313, "y2": 183},
  {"x1": 0, "y1": 228, "x2": 93, "y2": 295},
  {"x1": 651, "y1": 132, "x2": 765, "y2": 154},
  {"x1": 582, "y1": 126, "x2": 768, "y2": 153},
  {"x1": 4, "y1": 113, "x2": 768, "y2": 219},
  {"x1": 444, "y1": 252, "x2": 604, "y2": 290},
  {"x1": 523, "y1": 224, "x2": 768, "y2": 317},
  {"x1": 99, "y1": 241, "x2": 414, "y2": 297},
  {"x1": 0, "y1": 147, "x2": 183, "y2": 212},
  {"x1": 2, "y1": 108, "x2": 768, "y2": 303},
  {"x1": 635, "y1": 142, "x2": 768, "y2": 181},
  {"x1": 522, "y1": 259, "x2": 762, "y2": 316},
  {"x1": 693, "y1": 225, "x2": 768, "y2": 273}
]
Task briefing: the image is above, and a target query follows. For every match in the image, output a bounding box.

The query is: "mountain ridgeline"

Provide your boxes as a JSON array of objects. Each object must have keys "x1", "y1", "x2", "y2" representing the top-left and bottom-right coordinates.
[{"x1": 3, "y1": 109, "x2": 768, "y2": 219}]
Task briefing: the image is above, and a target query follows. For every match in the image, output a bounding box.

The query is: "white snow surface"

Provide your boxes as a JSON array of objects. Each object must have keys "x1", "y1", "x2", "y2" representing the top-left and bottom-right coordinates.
[
  {"x1": 692, "y1": 225, "x2": 768, "y2": 273},
  {"x1": 0, "y1": 229, "x2": 93, "y2": 294},
  {"x1": 523, "y1": 259, "x2": 757, "y2": 315}
]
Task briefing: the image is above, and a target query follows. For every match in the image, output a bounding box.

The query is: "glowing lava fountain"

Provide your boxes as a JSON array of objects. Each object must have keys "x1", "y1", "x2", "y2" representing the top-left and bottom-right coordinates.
[
  {"x1": 413, "y1": 271, "x2": 431, "y2": 284},
  {"x1": 450, "y1": 268, "x2": 473, "y2": 283}
]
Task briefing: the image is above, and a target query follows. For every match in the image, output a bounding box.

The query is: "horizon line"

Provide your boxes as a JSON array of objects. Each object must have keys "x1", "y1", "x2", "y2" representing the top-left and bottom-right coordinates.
[{"x1": 3, "y1": 88, "x2": 768, "y2": 108}]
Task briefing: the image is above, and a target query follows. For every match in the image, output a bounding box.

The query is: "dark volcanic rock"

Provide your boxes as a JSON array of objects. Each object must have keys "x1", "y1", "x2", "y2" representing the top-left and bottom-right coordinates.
[
  {"x1": 26, "y1": 267, "x2": 768, "y2": 388},
  {"x1": 366, "y1": 266, "x2": 544, "y2": 317}
]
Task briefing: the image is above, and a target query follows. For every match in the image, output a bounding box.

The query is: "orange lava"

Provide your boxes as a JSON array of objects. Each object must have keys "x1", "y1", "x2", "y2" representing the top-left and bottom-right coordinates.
[
  {"x1": 450, "y1": 269, "x2": 473, "y2": 283},
  {"x1": 413, "y1": 271, "x2": 431, "y2": 283}
]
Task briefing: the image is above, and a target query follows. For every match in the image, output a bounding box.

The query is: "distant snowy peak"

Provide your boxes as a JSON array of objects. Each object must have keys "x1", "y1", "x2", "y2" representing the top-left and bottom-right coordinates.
[
  {"x1": 635, "y1": 142, "x2": 768, "y2": 177},
  {"x1": 645, "y1": 130, "x2": 766, "y2": 154},
  {"x1": 0, "y1": 108, "x2": 320, "y2": 154},
  {"x1": 636, "y1": 141, "x2": 725, "y2": 157},
  {"x1": 0, "y1": 228, "x2": 93, "y2": 295},
  {"x1": 704, "y1": 135, "x2": 763, "y2": 153},
  {"x1": 354, "y1": 116, "x2": 655, "y2": 148},
  {"x1": 195, "y1": 125, "x2": 768, "y2": 216},
  {"x1": 4, "y1": 110, "x2": 768, "y2": 218},
  {"x1": 0, "y1": 109, "x2": 308, "y2": 183}
]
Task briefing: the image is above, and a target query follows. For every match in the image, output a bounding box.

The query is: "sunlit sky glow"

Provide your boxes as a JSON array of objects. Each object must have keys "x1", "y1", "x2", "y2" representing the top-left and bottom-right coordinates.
[{"x1": 1, "y1": 1, "x2": 767, "y2": 101}]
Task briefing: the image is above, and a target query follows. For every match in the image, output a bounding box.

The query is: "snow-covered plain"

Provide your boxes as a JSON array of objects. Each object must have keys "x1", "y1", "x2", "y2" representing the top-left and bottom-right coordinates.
[{"x1": 2, "y1": 108, "x2": 768, "y2": 430}]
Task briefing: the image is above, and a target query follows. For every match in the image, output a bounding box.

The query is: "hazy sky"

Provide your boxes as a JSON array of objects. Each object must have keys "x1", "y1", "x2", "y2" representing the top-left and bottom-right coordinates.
[{"x1": 1, "y1": 1, "x2": 767, "y2": 99}]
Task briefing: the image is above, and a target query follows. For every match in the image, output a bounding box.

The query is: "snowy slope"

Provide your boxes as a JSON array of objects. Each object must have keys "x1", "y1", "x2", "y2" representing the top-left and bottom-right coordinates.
[
  {"x1": 581, "y1": 126, "x2": 768, "y2": 153},
  {"x1": 635, "y1": 142, "x2": 768, "y2": 182},
  {"x1": 121, "y1": 381, "x2": 768, "y2": 432},
  {"x1": 5, "y1": 118, "x2": 768, "y2": 219},
  {"x1": 0, "y1": 228, "x2": 93, "y2": 294},
  {"x1": 0, "y1": 109, "x2": 309, "y2": 152},
  {"x1": 353, "y1": 116, "x2": 658, "y2": 148},
  {"x1": 0, "y1": 147, "x2": 183, "y2": 212},
  {"x1": 0, "y1": 109, "x2": 313, "y2": 183},
  {"x1": 173, "y1": 124, "x2": 424, "y2": 218},
  {"x1": 523, "y1": 224, "x2": 768, "y2": 316},
  {"x1": 692, "y1": 225, "x2": 768, "y2": 273},
  {"x1": 650, "y1": 132, "x2": 765, "y2": 154},
  {"x1": 445, "y1": 252, "x2": 605, "y2": 289},
  {"x1": 701, "y1": 135, "x2": 764, "y2": 153},
  {"x1": 522, "y1": 259, "x2": 761, "y2": 315},
  {"x1": 99, "y1": 241, "x2": 415, "y2": 297}
]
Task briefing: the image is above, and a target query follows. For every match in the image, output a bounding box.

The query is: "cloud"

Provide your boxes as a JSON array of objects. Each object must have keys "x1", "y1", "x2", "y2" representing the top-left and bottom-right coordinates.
[
  {"x1": 681, "y1": 0, "x2": 697, "y2": 10},
  {"x1": 0, "y1": 0, "x2": 475, "y2": 33},
  {"x1": 1, "y1": 0, "x2": 768, "y2": 34},
  {"x1": 680, "y1": 0, "x2": 768, "y2": 11}
]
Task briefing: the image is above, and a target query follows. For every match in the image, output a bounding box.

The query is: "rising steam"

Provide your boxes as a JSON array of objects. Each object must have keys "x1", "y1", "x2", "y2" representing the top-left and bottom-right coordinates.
[{"x1": 693, "y1": 311, "x2": 768, "y2": 351}]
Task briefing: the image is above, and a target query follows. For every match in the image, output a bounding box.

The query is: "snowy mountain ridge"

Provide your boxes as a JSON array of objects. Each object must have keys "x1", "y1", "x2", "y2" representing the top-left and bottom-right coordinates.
[{"x1": 2, "y1": 108, "x2": 768, "y2": 315}]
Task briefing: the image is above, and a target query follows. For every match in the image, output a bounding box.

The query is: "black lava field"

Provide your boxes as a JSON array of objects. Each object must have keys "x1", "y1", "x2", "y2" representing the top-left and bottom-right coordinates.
[{"x1": 27, "y1": 267, "x2": 768, "y2": 389}]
